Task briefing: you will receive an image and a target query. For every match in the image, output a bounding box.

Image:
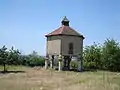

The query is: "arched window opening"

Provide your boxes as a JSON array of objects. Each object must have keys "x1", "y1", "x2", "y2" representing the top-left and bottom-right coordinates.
[{"x1": 68, "y1": 43, "x2": 73, "y2": 54}]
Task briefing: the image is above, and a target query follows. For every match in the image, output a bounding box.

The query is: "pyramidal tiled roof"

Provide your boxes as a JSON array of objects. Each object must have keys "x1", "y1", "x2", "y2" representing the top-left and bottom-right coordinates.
[{"x1": 45, "y1": 17, "x2": 84, "y2": 39}]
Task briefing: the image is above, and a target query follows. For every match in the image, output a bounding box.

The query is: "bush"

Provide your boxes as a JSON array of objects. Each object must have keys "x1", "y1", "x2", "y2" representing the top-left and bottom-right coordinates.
[
  {"x1": 101, "y1": 39, "x2": 120, "y2": 71},
  {"x1": 83, "y1": 39, "x2": 120, "y2": 72},
  {"x1": 70, "y1": 60, "x2": 78, "y2": 71},
  {"x1": 83, "y1": 43, "x2": 102, "y2": 70},
  {"x1": 28, "y1": 56, "x2": 45, "y2": 67}
]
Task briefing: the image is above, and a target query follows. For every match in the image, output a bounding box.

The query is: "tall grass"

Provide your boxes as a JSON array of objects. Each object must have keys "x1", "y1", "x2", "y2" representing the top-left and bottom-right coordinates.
[{"x1": 0, "y1": 66, "x2": 120, "y2": 90}]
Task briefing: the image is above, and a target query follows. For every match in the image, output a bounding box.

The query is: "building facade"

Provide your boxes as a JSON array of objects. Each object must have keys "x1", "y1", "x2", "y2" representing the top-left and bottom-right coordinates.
[{"x1": 45, "y1": 16, "x2": 84, "y2": 71}]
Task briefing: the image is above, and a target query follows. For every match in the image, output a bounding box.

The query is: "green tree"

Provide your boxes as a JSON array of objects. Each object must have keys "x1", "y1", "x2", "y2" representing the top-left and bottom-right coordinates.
[
  {"x1": 0, "y1": 46, "x2": 21, "y2": 72},
  {"x1": 25, "y1": 51, "x2": 45, "y2": 67},
  {"x1": 20, "y1": 55, "x2": 29, "y2": 65},
  {"x1": 83, "y1": 43, "x2": 102, "y2": 70},
  {"x1": 7, "y1": 47, "x2": 21, "y2": 65},
  {"x1": 102, "y1": 39, "x2": 120, "y2": 71},
  {"x1": 0, "y1": 45, "x2": 8, "y2": 72}
]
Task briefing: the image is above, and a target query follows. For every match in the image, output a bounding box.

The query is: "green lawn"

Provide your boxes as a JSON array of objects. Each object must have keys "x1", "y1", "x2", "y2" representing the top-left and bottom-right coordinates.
[{"x1": 0, "y1": 66, "x2": 120, "y2": 90}]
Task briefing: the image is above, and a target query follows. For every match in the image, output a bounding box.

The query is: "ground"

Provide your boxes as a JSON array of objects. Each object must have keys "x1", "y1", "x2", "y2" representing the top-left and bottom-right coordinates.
[{"x1": 0, "y1": 66, "x2": 120, "y2": 90}]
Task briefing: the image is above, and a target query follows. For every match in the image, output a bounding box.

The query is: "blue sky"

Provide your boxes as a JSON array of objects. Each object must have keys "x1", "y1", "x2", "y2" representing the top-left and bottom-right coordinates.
[{"x1": 0, "y1": 0, "x2": 120, "y2": 55}]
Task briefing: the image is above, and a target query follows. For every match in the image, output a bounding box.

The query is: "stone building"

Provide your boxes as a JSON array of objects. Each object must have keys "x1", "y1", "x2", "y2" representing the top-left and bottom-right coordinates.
[{"x1": 45, "y1": 16, "x2": 84, "y2": 71}]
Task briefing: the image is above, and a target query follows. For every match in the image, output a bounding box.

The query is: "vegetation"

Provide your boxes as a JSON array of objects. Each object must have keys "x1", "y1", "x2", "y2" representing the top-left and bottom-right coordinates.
[
  {"x1": 20, "y1": 51, "x2": 45, "y2": 67},
  {"x1": 0, "y1": 67, "x2": 120, "y2": 90},
  {"x1": 83, "y1": 42, "x2": 102, "y2": 70},
  {"x1": 0, "y1": 38, "x2": 120, "y2": 90},
  {"x1": 0, "y1": 38, "x2": 120, "y2": 72},
  {"x1": 0, "y1": 46, "x2": 44, "y2": 72},
  {"x1": 0, "y1": 45, "x2": 8, "y2": 72},
  {"x1": 0, "y1": 46, "x2": 21, "y2": 72},
  {"x1": 70, "y1": 60, "x2": 78, "y2": 70},
  {"x1": 83, "y1": 38, "x2": 120, "y2": 72}
]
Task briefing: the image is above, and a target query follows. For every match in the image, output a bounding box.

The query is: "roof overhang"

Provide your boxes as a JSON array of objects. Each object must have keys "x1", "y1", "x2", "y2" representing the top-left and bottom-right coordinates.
[{"x1": 45, "y1": 34, "x2": 85, "y2": 39}]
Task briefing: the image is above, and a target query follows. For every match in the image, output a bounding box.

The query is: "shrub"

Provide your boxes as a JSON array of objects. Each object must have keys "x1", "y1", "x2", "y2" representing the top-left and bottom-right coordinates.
[{"x1": 70, "y1": 60, "x2": 78, "y2": 71}]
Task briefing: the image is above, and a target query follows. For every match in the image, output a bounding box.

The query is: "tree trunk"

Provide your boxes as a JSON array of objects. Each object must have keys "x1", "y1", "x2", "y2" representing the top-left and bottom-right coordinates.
[{"x1": 3, "y1": 63, "x2": 6, "y2": 72}]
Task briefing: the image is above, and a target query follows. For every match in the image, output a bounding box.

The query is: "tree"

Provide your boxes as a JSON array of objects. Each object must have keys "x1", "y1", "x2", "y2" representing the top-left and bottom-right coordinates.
[
  {"x1": 0, "y1": 45, "x2": 8, "y2": 72},
  {"x1": 83, "y1": 43, "x2": 102, "y2": 70},
  {"x1": 7, "y1": 47, "x2": 21, "y2": 65},
  {"x1": 23, "y1": 51, "x2": 45, "y2": 67},
  {"x1": 0, "y1": 46, "x2": 21, "y2": 72},
  {"x1": 102, "y1": 39, "x2": 120, "y2": 71},
  {"x1": 20, "y1": 55, "x2": 29, "y2": 65}
]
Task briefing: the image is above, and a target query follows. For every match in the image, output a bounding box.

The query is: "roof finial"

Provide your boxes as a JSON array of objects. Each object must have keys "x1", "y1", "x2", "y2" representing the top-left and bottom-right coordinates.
[{"x1": 61, "y1": 16, "x2": 69, "y2": 26}]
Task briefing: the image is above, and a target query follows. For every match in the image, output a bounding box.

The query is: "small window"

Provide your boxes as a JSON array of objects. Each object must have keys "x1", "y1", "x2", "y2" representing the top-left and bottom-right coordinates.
[{"x1": 68, "y1": 43, "x2": 73, "y2": 54}]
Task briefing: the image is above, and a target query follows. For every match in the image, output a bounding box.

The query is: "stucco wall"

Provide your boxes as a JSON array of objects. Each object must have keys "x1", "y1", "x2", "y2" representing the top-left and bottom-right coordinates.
[
  {"x1": 61, "y1": 36, "x2": 83, "y2": 56},
  {"x1": 46, "y1": 36, "x2": 61, "y2": 55},
  {"x1": 46, "y1": 35, "x2": 83, "y2": 56}
]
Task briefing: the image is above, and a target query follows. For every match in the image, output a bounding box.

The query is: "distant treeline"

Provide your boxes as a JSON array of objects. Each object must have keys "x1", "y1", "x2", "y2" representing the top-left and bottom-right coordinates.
[
  {"x1": 0, "y1": 38, "x2": 120, "y2": 72},
  {"x1": 0, "y1": 46, "x2": 44, "y2": 72}
]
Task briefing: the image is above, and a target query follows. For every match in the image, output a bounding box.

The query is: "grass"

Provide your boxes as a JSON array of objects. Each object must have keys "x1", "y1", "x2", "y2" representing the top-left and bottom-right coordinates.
[{"x1": 0, "y1": 66, "x2": 120, "y2": 90}]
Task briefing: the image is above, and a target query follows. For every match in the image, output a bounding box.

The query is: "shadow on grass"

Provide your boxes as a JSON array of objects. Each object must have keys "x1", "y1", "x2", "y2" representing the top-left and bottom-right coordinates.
[
  {"x1": 0, "y1": 71, "x2": 25, "y2": 74},
  {"x1": 55, "y1": 67, "x2": 84, "y2": 72},
  {"x1": 55, "y1": 67, "x2": 97, "y2": 72},
  {"x1": 50, "y1": 67, "x2": 120, "y2": 73}
]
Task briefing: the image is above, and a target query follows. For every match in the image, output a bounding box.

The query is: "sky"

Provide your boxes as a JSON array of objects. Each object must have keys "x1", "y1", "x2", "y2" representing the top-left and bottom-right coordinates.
[{"x1": 0, "y1": 0, "x2": 120, "y2": 55}]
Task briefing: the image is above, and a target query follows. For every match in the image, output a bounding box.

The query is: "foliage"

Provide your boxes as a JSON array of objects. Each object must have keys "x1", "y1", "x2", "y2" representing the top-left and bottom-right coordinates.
[
  {"x1": 7, "y1": 47, "x2": 21, "y2": 65},
  {"x1": 102, "y1": 39, "x2": 120, "y2": 71},
  {"x1": 20, "y1": 51, "x2": 45, "y2": 67},
  {"x1": 83, "y1": 39, "x2": 120, "y2": 72},
  {"x1": 0, "y1": 45, "x2": 8, "y2": 71},
  {"x1": 83, "y1": 43, "x2": 102, "y2": 70},
  {"x1": 27, "y1": 53, "x2": 45, "y2": 67},
  {"x1": 0, "y1": 46, "x2": 21, "y2": 72},
  {"x1": 70, "y1": 60, "x2": 78, "y2": 70},
  {"x1": 1, "y1": 38, "x2": 120, "y2": 72},
  {"x1": 0, "y1": 46, "x2": 45, "y2": 71}
]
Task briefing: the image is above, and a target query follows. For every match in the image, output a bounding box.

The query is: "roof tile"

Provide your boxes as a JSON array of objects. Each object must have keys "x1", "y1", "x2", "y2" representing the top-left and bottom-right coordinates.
[{"x1": 45, "y1": 25, "x2": 84, "y2": 38}]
